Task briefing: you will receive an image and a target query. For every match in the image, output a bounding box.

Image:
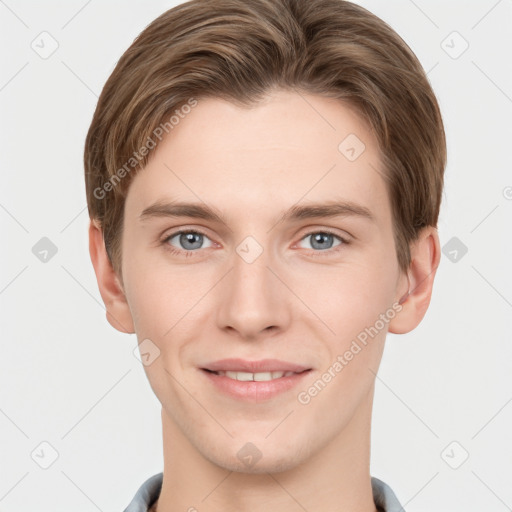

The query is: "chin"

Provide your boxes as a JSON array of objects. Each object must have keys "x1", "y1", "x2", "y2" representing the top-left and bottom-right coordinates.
[
  {"x1": 204, "y1": 438, "x2": 310, "y2": 475},
  {"x1": 218, "y1": 453, "x2": 303, "y2": 475}
]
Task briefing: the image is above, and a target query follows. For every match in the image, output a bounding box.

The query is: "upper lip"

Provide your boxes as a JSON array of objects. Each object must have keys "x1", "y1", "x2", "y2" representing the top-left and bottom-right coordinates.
[{"x1": 202, "y1": 358, "x2": 310, "y2": 373}]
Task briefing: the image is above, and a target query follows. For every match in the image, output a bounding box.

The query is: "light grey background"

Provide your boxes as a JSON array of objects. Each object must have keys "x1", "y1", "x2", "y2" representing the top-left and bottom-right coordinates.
[{"x1": 1, "y1": 0, "x2": 511, "y2": 510}]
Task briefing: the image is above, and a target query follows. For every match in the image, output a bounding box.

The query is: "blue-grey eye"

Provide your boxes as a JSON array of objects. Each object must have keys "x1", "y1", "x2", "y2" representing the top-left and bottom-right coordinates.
[
  {"x1": 299, "y1": 232, "x2": 343, "y2": 250},
  {"x1": 168, "y1": 231, "x2": 213, "y2": 251}
]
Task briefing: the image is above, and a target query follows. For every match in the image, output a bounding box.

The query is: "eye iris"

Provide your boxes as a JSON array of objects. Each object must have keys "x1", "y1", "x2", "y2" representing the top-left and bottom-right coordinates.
[
  {"x1": 311, "y1": 233, "x2": 334, "y2": 250},
  {"x1": 180, "y1": 232, "x2": 203, "y2": 250}
]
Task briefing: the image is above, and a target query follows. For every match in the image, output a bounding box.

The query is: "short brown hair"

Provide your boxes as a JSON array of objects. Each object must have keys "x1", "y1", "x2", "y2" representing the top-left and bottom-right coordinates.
[{"x1": 84, "y1": 0, "x2": 446, "y2": 277}]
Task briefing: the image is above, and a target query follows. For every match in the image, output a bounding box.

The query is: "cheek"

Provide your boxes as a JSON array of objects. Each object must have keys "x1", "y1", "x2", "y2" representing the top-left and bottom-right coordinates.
[
  {"x1": 123, "y1": 262, "x2": 200, "y2": 396},
  {"x1": 312, "y1": 262, "x2": 397, "y2": 336},
  {"x1": 124, "y1": 255, "x2": 211, "y2": 342},
  {"x1": 304, "y1": 270, "x2": 398, "y2": 384},
  {"x1": 300, "y1": 264, "x2": 396, "y2": 408}
]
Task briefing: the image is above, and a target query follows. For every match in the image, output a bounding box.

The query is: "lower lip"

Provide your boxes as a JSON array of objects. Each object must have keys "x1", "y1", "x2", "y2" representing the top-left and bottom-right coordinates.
[{"x1": 201, "y1": 369, "x2": 312, "y2": 401}]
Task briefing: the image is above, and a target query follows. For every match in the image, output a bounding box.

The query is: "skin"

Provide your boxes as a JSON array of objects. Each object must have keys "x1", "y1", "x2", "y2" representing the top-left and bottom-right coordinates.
[{"x1": 89, "y1": 89, "x2": 440, "y2": 512}]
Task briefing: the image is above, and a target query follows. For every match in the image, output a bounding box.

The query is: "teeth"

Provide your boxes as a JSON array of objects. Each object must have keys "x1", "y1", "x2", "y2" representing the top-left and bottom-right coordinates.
[{"x1": 216, "y1": 370, "x2": 296, "y2": 381}]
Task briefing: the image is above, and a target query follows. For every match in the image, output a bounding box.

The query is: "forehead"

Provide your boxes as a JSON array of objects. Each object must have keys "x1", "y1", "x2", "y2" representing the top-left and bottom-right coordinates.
[{"x1": 125, "y1": 90, "x2": 391, "y2": 229}]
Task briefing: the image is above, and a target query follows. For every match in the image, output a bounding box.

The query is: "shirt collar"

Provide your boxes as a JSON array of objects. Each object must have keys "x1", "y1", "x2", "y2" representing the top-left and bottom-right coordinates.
[{"x1": 123, "y1": 472, "x2": 405, "y2": 512}]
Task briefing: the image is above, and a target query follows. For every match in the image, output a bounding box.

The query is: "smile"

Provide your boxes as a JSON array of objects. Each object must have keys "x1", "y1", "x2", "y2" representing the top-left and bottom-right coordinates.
[
  {"x1": 208, "y1": 370, "x2": 298, "y2": 381},
  {"x1": 201, "y1": 368, "x2": 312, "y2": 401}
]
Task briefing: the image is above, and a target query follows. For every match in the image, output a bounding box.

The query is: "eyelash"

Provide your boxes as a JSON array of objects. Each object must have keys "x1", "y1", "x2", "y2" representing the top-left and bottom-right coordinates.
[{"x1": 160, "y1": 229, "x2": 350, "y2": 258}]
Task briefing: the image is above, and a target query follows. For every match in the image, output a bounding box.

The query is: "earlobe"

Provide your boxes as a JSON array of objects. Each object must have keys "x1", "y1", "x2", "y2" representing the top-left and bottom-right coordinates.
[
  {"x1": 388, "y1": 226, "x2": 441, "y2": 335},
  {"x1": 88, "y1": 219, "x2": 135, "y2": 334}
]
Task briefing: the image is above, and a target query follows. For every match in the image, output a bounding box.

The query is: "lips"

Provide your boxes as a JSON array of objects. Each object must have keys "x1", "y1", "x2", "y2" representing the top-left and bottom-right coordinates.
[
  {"x1": 210, "y1": 370, "x2": 298, "y2": 381},
  {"x1": 202, "y1": 358, "x2": 311, "y2": 374},
  {"x1": 200, "y1": 358, "x2": 312, "y2": 400}
]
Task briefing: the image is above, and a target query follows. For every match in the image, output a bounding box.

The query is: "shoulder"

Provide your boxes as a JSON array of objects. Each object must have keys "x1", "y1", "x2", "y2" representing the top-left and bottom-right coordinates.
[
  {"x1": 123, "y1": 473, "x2": 163, "y2": 512},
  {"x1": 371, "y1": 476, "x2": 405, "y2": 512}
]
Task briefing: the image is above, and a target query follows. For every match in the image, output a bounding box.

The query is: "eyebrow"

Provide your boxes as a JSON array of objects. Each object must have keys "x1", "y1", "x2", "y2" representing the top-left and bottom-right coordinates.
[{"x1": 138, "y1": 199, "x2": 375, "y2": 225}]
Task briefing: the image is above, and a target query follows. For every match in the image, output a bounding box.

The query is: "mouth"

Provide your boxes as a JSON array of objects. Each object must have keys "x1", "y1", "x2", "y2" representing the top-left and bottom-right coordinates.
[
  {"x1": 200, "y1": 362, "x2": 312, "y2": 401},
  {"x1": 202, "y1": 368, "x2": 309, "y2": 381}
]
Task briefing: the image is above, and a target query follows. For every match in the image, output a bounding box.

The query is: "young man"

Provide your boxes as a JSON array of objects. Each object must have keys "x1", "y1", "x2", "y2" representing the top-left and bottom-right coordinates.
[{"x1": 85, "y1": 0, "x2": 446, "y2": 510}]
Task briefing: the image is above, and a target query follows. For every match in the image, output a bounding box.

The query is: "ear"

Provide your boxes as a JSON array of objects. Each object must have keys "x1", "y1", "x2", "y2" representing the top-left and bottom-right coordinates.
[
  {"x1": 388, "y1": 226, "x2": 441, "y2": 334},
  {"x1": 88, "y1": 218, "x2": 135, "y2": 334}
]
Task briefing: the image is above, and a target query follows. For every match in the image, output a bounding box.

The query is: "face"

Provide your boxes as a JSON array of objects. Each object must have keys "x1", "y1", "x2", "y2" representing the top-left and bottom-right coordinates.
[{"x1": 119, "y1": 90, "x2": 408, "y2": 473}]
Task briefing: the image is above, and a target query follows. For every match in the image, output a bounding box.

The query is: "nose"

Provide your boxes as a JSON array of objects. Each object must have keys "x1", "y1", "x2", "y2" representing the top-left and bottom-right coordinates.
[{"x1": 215, "y1": 242, "x2": 292, "y2": 340}]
